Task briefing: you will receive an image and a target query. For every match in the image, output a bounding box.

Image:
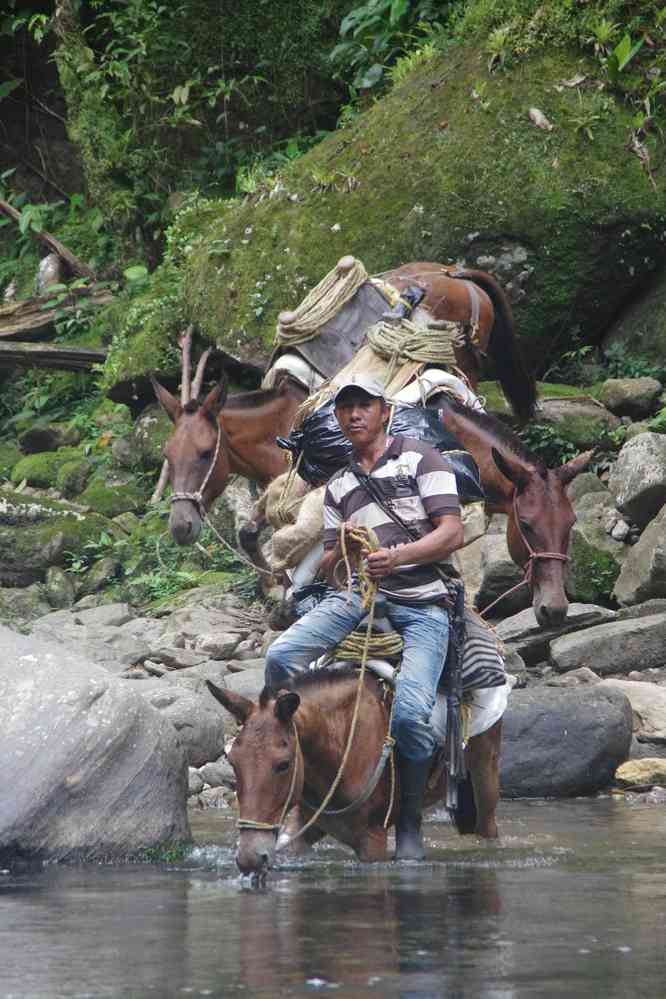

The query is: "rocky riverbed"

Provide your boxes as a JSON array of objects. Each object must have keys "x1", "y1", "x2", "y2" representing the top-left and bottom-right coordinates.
[{"x1": 4, "y1": 375, "x2": 666, "y2": 863}]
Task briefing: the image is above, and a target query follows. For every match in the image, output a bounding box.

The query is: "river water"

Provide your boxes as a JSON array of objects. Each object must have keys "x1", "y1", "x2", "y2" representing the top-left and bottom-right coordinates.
[{"x1": 1, "y1": 798, "x2": 665, "y2": 999}]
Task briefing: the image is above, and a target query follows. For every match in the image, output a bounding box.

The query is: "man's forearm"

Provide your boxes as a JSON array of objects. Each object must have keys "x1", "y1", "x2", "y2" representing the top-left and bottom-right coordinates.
[{"x1": 392, "y1": 517, "x2": 463, "y2": 568}]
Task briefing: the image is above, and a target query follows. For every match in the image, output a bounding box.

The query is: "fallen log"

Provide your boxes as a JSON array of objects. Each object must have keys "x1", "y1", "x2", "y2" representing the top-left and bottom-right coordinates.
[
  {"x1": 0, "y1": 287, "x2": 114, "y2": 340},
  {"x1": 0, "y1": 197, "x2": 96, "y2": 281},
  {"x1": 0, "y1": 341, "x2": 106, "y2": 371}
]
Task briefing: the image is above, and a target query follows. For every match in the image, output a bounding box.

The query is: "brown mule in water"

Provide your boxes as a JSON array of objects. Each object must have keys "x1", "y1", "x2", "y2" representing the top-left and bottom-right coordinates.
[
  {"x1": 206, "y1": 671, "x2": 502, "y2": 876},
  {"x1": 152, "y1": 373, "x2": 590, "y2": 625}
]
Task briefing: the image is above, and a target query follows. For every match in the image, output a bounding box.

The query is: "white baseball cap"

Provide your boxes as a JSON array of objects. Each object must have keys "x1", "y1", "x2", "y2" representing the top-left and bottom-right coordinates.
[{"x1": 333, "y1": 374, "x2": 386, "y2": 403}]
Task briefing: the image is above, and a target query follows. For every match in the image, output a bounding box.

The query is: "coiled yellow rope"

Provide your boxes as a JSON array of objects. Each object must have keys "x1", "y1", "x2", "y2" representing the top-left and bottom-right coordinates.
[
  {"x1": 366, "y1": 318, "x2": 458, "y2": 384},
  {"x1": 275, "y1": 258, "x2": 368, "y2": 346}
]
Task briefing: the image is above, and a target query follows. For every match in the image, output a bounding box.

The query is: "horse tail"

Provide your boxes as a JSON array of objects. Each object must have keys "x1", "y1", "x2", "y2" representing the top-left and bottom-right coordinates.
[
  {"x1": 452, "y1": 268, "x2": 537, "y2": 424},
  {"x1": 450, "y1": 773, "x2": 477, "y2": 835}
]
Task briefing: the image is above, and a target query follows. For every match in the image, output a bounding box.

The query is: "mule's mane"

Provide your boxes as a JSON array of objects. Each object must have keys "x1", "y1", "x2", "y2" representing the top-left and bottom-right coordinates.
[
  {"x1": 440, "y1": 395, "x2": 544, "y2": 469},
  {"x1": 258, "y1": 666, "x2": 372, "y2": 708}
]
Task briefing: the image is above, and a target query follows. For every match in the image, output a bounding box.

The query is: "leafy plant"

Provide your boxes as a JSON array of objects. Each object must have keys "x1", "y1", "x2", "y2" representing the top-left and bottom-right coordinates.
[
  {"x1": 519, "y1": 422, "x2": 579, "y2": 466},
  {"x1": 604, "y1": 343, "x2": 666, "y2": 382},
  {"x1": 330, "y1": 0, "x2": 446, "y2": 91}
]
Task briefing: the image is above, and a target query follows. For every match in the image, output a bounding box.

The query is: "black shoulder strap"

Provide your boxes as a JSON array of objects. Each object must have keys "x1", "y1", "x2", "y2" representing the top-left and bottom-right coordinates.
[{"x1": 349, "y1": 461, "x2": 453, "y2": 584}]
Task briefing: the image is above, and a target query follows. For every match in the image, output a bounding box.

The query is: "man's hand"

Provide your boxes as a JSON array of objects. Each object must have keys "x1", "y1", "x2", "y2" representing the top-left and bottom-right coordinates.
[{"x1": 365, "y1": 546, "x2": 401, "y2": 580}]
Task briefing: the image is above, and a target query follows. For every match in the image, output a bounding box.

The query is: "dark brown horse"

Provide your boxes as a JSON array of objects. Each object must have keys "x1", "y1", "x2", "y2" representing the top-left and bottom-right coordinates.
[
  {"x1": 152, "y1": 375, "x2": 590, "y2": 626},
  {"x1": 206, "y1": 670, "x2": 502, "y2": 876},
  {"x1": 377, "y1": 262, "x2": 535, "y2": 423}
]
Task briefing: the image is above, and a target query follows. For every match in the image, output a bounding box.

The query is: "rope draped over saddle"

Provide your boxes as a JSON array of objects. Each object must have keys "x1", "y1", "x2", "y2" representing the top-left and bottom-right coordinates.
[
  {"x1": 366, "y1": 317, "x2": 458, "y2": 384},
  {"x1": 276, "y1": 258, "x2": 369, "y2": 346}
]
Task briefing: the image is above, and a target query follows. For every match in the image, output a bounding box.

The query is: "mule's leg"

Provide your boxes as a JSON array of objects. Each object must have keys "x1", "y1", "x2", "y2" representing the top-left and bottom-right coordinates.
[
  {"x1": 277, "y1": 806, "x2": 327, "y2": 855},
  {"x1": 465, "y1": 719, "x2": 502, "y2": 839},
  {"x1": 356, "y1": 826, "x2": 388, "y2": 862}
]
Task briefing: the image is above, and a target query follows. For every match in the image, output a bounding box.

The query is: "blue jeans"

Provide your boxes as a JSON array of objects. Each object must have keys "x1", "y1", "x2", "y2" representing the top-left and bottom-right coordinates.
[{"x1": 265, "y1": 588, "x2": 449, "y2": 762}]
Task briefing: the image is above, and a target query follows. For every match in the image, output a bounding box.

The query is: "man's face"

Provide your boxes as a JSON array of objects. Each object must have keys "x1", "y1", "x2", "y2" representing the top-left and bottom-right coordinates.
[{"x1": 334, "y1": 390, "x2": 388, "y2": 448}]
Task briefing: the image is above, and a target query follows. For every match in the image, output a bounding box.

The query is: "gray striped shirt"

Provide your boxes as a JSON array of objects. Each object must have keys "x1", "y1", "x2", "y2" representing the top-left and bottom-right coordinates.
[{"x1": 323, "y1": 435, "x2": 460, "y2": 604}]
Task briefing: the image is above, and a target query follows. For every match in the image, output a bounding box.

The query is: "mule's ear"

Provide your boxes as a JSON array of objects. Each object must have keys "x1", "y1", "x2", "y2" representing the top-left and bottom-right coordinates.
[
  {"x1": 151, "y1": 377, "x2": 181, "y2": 424},
  {"x1": 491, "y1": 447, "x2": 531, "y2": 491},
  {"x1": 556, "y1": 449, "x2": 594, "y2": 486},
  {"x1": 206, "y1": 680, "x2": 254, "y2": 724},
  {"x1": 274, "y1": 690, "x2": 300, "y2": 724},
  {"x1": 200, "y1": 375, "x2": 228, "y2": 416}
]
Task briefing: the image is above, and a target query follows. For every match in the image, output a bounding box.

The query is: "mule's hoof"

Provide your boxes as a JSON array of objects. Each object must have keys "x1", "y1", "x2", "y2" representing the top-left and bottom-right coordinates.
[{"x1": 394, "y1": 827, "x2": 425, "y2": 861}]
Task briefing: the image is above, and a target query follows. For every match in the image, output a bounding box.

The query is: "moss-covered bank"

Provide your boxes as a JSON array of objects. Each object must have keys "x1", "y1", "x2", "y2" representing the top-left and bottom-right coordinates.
[{"x1": 102, "y1": 41, "x2": 666, "y2": 390}]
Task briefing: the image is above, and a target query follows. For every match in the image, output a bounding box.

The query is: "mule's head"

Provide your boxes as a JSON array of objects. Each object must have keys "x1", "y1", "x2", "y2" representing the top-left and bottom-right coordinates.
[
  {"x1": 152, "y1": 377, "x2": 229, "y2": 545},
  {"x1": 492, "y1": 447, "x2": 592, "y2": 628},
  {"x1": 206, "y1": 681, "x2": 303, "y2": 877}
]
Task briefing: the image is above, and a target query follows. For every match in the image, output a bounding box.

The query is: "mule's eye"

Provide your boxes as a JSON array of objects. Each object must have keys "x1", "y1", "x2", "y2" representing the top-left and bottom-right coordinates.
[
  {"x1": 274, "y1": 760, "x2": 290, "y2": 774},
  {"x1": 199, "y1": 449, "x2": 214, "y2": 463},
  {"x1": 519, "y1": 519, "x2": 531, "y2": 534}
]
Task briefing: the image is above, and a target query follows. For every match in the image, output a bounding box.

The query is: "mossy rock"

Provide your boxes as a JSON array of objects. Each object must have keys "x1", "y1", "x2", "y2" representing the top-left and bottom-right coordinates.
[
  {"x1": 0, "y1": 490, "x2": 116, "y2": 586},
  {"x1": 0, "y1": 583, "x2": 51, "y2": 632},
  {"x1": 537, "y1": 398, "x2": 621, "y2": 449},
  {"x1": 56, "y1": 458, "x2": 92, "y2": 498},
  {"x1": 0, "y1": 441, "x2": 21, "y2": 480},
  {"x1": 130, "y1": 405, "x2": 173, "y2": 470},
  {"x1": 11, "y1": 447, "x2": 85, "y2": 489},
  {"x1": 79, "y1": 474, "x2": 149, "y2": 518},
  {"x1": 102, "y1": 43, "x2": 666, "y2": 390},
  {"x1": 479, "y1": 380, "x2": 596, "y2": 422},
  {"x1": 566, "y1": 495, "x2": 627, "y2": 605}
]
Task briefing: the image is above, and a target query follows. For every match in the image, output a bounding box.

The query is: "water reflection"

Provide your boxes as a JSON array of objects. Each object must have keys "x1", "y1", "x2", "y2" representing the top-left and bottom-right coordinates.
[{"x1": 0, "y1": 800, "x2": 665, "y2": 999}]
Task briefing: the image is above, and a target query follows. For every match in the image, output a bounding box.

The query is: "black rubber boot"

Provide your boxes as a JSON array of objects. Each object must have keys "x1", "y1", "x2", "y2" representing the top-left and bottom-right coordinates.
[{"x1": 394, "y1": 757, "x2": 430, "y2": 861}]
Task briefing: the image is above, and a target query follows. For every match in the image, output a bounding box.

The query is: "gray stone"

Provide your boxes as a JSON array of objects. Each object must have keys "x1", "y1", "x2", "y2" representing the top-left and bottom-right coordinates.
[
  {"x1": 188, "y1": 769, "x2": 205, "y2": 795},
  {"x1": 597, "y1": 377, "x2": 662, "y2": 418},
  {"x1": 0, "y1": 584, "x2": 51, "y2": 630},
  {"x1": 195, "y1": 631, "x2": 241, "y2": 659},
  {"x1": 196, "y1": 787, "x2": 232, "y2": 809},
  {"x1": 111, "y1": 436, "x2": 135, "y2": 469},
  {"x1": 613, "y1": 505, "x2": 666, "y2": 606},
  {"x1": 546, "y1": 666, "x2": 601, "y2": 687},
  {"x1": 616, "y1": 598, "x2": 666, "y2": 621},
  {"x1": 500, "y1": 686, "x2": 632, "y2": 797},
  {"x1": 0, "y1": 625, "x2": 189, "y2": 863},
  {"x1": 611, "y1": 519, "x2": 631, "y2": 541},
  {"x1": 566, "y1": 472, "x2": 608, "y2": 505},
  {"x1": 45, "y1": 566, "x2": 76, "y2": 608},
  {"x1": 608, "y1": 433, "x2": 666, "y2": 528},
  {"x1": 598, "y1": 679, "x2": 666, "y2": 743},
  {"x1": 146, "y1": 646, "x2": 209, "y2": 670},
  {"x1": 131, "y1": 405, "x2": 173, "y2": 471},
  {"x1": 137, "y1": 674, "x2": 226, "y2": 766},
  {"x1": 624, "y1": 420, "x2": 651, "y2": 441},
  {"x1": 199, "y1": 760, "x2": 233, "y2": 787},
  {"x1": 495, "y1": 603, "x2": 616, "y2": 666},
  {"x1": 77, "y1": 556, "x2": 121, "y2": 596},
  {"x1": 73, "y1": 603, "x2": 134, "y2": 629},
  {"x1": 475, "y1": 527, "x2": 530, "y2": 619},
  {"x1": 550, "y1": 613, "x2": 666, "y2": 676}
]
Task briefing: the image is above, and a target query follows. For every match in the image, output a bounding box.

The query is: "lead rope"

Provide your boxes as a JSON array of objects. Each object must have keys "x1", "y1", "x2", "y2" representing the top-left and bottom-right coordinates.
[
  {"x1": 480, "y1": 491, "x2": 569, "y2": 619},
  {"x1": 276, "y1": 524, "x2": 397, "y2": 850}
]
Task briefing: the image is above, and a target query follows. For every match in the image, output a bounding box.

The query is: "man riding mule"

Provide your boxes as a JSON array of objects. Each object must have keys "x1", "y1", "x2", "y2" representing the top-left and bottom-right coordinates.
[{"x1": 265, "y1": 373, "x2": 467, "y2": 861}]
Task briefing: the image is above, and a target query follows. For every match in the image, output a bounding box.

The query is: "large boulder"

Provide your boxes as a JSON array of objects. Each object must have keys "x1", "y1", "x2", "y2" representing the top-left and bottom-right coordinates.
[
  {"x1": 608, "y1": 433, "x2": 666, "y2": 529},
  {"x1": 0, "y1": 626, "x2": 190, "y2": 863},
  {"x1": 495, "y1": 602, "x2": 615, "y2": 666},
  {"x1": 613, "y1": 505, "x2": 666, "y2": 606},
  {"x1": 596, "y1": 378, "x2": 662, "y2": 419},
  {"x1": 550, "y1": 613, "x2": 666, "y2": 676},
  {"x1": 598, "y1": 679, "x2": 666, "y2": 745},
  {"x1": 602, "y1": 264, "x2": 666, "y2": 363},
  {"x1": 500, "y1": 686, "x2": 632, "y2": 797},
  {"x1": 135, "y1": 674, "x2": 226, "y2": 767}
]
